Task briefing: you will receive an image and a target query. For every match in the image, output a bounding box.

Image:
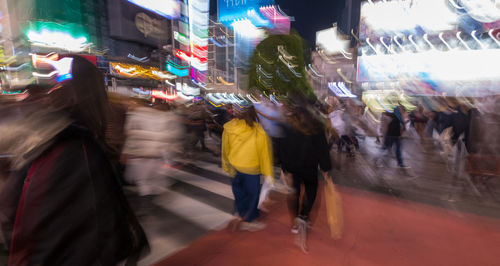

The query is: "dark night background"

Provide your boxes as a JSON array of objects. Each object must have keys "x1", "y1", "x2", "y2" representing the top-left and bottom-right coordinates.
[{"x1": 279, "y1": 0, "x2": 345, "y2": 44}]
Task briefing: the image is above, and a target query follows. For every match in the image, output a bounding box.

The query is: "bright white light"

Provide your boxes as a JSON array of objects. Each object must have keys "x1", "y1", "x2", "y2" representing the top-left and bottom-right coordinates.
[
  {"x1": 359, "y1": 49, "x2": 500, "y2": 81},
  {"x1": 316, "y1": 25, "x2": 350, "y2": 56},
  {"x1": 380, "y1": 37, "x2": 394, "y2": 54},
  {"x1": 409, "y1": 35, "x2": 422, "y2": 52},
  {"x1": 32, "y1": 71, "x2": 59, "y2": 78},
  {"x1": 328, "y1": 82, "x2": 356, "y2": 98},
  {"x1": 366, "y1": 38, "x2": 380, "y2": 55},
  {"x1": 439, "y1": 32, "x2": 454, "y2": 51},
  {"x1": 394, "y1": 36, "x2": 407, "y2": 52},
  {"x1": 27, "y1": 29, "x2": 89, "y2": 52},
  {"x1": 456, "y1": 32, "x2": 472, "y2": 50},
  {"x1": 152, "y1": 70, "x2": 176, "y2": 79},
  {"x1": 361, "y1": 0, "x2": 458, "y2": 34},
  {"x1": 127, "y1": 0, "x2": 180, "y2": 19},
  {"x1": 232, "y1": 19, "x2": 266, "y2": 39},
  {"x1": 471, "y1": 30, "x2": 487, "y2": 49},
  {"x1": 423, "y1": 34, "x2": 437, "y2": 50},
  {"x1": 46, "y1": 58, "x2": 74, "y2": 77},
  {"x1": 461, "y1": 0, "x2": 500, "y2": 23},
  {"x1": 114, "y1": 65, "x2": 138, "y2": 76}
]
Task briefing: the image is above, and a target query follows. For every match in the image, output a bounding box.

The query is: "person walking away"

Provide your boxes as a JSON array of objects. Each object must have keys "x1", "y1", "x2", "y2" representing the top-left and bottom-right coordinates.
[
  {"x1": 186, "y1": 100, "x2": 211, "y2": 153},
  {"x1": 222, "y1": 104, "x2": 273, "y2": 231},
  {"x1": 0, "y1": 56, "x2": 148, "y2": 265},
  {"x1": 279, "y1": 105, "x2": 332, "y2": 252},
  {"x1": 383, "y1": 105, "x2": 409, "y2": 168}
]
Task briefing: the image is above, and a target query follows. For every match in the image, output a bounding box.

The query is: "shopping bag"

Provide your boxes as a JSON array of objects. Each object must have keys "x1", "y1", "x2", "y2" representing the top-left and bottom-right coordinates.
[
  {"x1": 258, "y1": 177, "x2": 273, "y2": 211},
  {"x1": 324, "y1": 177, "x2": 343, "y2": 239}
]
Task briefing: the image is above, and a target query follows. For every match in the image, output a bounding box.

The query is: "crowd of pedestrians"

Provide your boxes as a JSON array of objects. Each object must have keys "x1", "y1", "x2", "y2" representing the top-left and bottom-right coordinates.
[{"x1": 0, "y1": 55, "x2": 492, "y2": 264}]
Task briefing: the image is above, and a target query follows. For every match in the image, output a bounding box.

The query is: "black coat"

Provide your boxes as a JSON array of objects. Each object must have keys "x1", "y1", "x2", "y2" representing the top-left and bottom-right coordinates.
[
  {"x1": 279, "y1": 126, "x2": 332, "y2": 175},
  {"x1": 0, "y1": 125, "x2": 148, "y2": 266}
]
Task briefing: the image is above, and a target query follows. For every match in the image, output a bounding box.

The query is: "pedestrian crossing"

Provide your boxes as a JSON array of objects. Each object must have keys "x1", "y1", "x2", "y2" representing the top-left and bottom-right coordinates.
[{"x1": 125, "y1": 152, "x2": 236, "y2": 266}]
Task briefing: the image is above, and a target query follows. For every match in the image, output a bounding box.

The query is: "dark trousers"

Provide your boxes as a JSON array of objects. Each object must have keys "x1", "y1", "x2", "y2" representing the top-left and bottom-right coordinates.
[
  {"x1": 287, "y1": 171, "x2": 318, "y2": 220},
  {"x1": 384, "y1": 136, "x2": 403, "y2": 166},
  {"x1": 187, "y1": 124, "x2": 206, "y2": 149},
  {"x1": 338, "y1": 135, "x2": 353, "y2": 153},
  {"x1": 271, "y1": 137, "x2": 281, "y2": 165},
  {"x1": 232, "y1": 172, "x2": 261, "y2": 222}
]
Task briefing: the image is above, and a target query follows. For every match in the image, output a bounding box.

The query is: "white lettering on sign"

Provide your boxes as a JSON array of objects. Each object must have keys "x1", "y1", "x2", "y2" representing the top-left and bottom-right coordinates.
[{"x1": 224, "y1": 0, "x2": 248, "y2": 8}]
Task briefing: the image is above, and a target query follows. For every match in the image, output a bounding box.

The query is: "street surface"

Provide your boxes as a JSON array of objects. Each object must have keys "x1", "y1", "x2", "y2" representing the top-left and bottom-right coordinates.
[{"x1": 2, "y1": 136, "x2": 499, "y2": 265}]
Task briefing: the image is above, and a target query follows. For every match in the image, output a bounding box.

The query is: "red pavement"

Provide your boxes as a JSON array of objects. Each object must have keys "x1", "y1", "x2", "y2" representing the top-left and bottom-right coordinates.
[{"x1": 155, "y1": 184, "x2": 500, "y2": 266}]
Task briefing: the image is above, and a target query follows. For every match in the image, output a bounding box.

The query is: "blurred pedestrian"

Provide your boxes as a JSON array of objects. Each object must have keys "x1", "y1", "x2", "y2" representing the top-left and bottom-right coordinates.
[
  {"x1": 0, "y1": 55, "x2": 148, "y2": 265},
  {"x1": 122, "y1": 100, "x2": 183, "y2": 196},
  {"x1": 254, "y1": 96, "x2": 285, "y2": 164},
  {"x1": 328, "y1": 102, "x2": 354, "y2": 156},
  {"x1": 186, "y1": 100, "x2": 211, "y2": 153},
  {"x1": 409, "y1": 103, "x2": 428, "y2": 141},
  {"x1": 382, "y1": 105, "x2": 409, "y2": 168},
  {"x1": 279, "y1": 104, "x2": 331, "y2": 251},
  {"x1": 222, "y1": 103, "x2": 273, "y2": 232}
]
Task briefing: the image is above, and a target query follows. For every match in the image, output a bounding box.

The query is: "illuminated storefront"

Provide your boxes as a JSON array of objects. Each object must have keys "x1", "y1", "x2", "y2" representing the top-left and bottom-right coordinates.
[{"x1": 357, "y1": 0, "x2": 500, "y2": 97}]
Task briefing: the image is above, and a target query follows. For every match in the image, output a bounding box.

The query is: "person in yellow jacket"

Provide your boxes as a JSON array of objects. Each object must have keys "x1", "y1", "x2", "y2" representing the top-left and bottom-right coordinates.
[{"x1": 222, "y1": 104, "x2": 273, "y2": 231}]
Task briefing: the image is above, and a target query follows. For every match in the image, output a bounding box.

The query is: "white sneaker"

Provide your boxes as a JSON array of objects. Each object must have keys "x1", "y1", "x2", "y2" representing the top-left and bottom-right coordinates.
[{"x1": 239, "y1": 221, "x2": 266, "y2": 232}]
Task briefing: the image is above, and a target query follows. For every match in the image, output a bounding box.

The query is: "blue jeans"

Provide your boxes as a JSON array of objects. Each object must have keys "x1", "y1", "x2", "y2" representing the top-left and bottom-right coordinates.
[
  {"x1": 384, "y1": 136, "x2": 403, "y2": 166},
  {"x1": 232, "y1": 172, "x2": 261, "y2": 222}
]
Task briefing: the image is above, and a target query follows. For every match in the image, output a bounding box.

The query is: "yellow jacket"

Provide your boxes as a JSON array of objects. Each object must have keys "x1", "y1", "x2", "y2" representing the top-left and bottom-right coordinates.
[{"x1": 222, "y1": 119, "x2": 274, "y2": 179}]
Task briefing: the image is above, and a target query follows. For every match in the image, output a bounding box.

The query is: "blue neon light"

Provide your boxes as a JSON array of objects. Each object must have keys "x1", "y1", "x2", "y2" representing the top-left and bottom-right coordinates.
[
  {"x1": 57, "y1": 73, "x2": 73, "y2": 82},
  {"x1": 166, "y1": 64, "x2": 189, "y2": 77}
]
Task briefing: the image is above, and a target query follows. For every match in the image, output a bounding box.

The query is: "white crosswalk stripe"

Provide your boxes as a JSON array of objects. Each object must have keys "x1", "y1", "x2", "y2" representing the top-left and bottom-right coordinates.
[{"x1": 131, "y1": 154, "x2": 235, "y2": 266}]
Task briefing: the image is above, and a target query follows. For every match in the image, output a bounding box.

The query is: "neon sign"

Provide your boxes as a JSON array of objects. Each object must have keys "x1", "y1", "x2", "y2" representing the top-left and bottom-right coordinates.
[
  {"x1": 110, "y1": 62, "x2": 176, "y2": 80},
  {"x1": 175, "y1": 49, "x2": 191, "y2": 62},
  {"x1": 127, "y1": 0, "x2": 181, "y2": 19},
  {"x1": 189, "y1": 0, "x2": 209, "y2": 83},
  {"x1": 151, "y1": 90, "x2": 178, "y2": 100},
  {"x1": 328, "y1": 82, "x2": 356, "y2": 98},
  {"x1": 25, "y1": 22, "x2": 89, "y2": 52},
  {"x1": 31, "y1": 54, "x2": 74, "y2": 82},
  {"x1": 218, "y1": 0, "x2": 275, "y2": 26},
  {"x1": 174, "y1": 31, "x2": 190, "y2": 45},
  {"x1": 166, "y1": 60, "x2": 189, "y2": 77}
]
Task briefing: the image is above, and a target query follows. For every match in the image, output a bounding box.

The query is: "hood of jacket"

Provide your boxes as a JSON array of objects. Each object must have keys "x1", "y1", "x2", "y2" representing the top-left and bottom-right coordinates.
[{"x1": 223, "y1": 119, "x2": 260, "y2": 139}]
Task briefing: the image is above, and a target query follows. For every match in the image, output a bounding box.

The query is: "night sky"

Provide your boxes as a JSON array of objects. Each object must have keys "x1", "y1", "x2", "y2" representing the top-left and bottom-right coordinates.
[{"x1": 278, "y1": 0, "x2": 345, "y2": 44}]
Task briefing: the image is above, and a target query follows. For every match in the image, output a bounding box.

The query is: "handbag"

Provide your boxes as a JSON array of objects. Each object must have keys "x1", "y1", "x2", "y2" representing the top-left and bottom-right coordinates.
[{"x1": 324, "y1": 177, "x2": 343, "y2": 239}]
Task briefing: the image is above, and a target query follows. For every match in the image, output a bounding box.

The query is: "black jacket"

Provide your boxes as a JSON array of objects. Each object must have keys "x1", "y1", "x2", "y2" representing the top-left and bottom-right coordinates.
[
  {"x1": 1, "y1": 125, "x2": 148, "y2": 266},
  {"x1": 386, "y1": 114, "x2": 402, "y2": 137},
  {"x1": 279, "y1": 126, "x2": 332, "y2": 175}
]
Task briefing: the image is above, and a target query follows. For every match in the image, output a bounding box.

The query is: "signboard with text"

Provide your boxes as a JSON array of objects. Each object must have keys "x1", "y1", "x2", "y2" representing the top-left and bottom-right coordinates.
[{"x1": 217, "y1": 0, "x2": 274, "y2": 26}]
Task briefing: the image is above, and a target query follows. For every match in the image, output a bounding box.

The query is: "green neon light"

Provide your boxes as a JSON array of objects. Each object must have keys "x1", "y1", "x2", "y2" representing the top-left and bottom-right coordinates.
[
  {"x1": 166, "y1": 60, "x2": 189, "y2": 69},
  {"x1": 23, "y1": 21, "x2": 89, "y2": 51},
  {"x1": 174, "y1": 31, "x2": 190, "y2": 45}
]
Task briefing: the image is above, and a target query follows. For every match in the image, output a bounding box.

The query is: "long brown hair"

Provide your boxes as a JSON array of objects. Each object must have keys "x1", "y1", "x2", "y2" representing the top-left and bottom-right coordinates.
[
  {"x1": 286, "y1": 105, "x2": 323, "y2": 135},
  {"x1": 48, "y1": 55, "x2": 109, "y2": 141},
  {"x1": 234, "y1": 105, "x2": 259, "y2": 127}
]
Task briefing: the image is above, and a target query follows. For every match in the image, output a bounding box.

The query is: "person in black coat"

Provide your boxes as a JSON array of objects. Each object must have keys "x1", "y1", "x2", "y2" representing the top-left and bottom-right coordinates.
[
  {"x1": 279, "y1": 105, "x2": 332, "y2": 234},
  {"x1": 0, "y1": 55, "x2": 148, "y2": 265}
]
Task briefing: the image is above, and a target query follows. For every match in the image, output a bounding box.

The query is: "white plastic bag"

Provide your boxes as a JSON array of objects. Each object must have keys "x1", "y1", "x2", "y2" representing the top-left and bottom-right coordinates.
[{"x1": 258, "y1": 177, "x2": 274, "y2": 210}]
